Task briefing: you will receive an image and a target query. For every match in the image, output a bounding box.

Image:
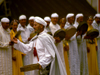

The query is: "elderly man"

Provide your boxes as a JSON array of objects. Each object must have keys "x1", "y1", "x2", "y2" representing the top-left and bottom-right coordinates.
[
  {"x1": 12, "y1": 17, "x2": 67, "y2": 75},
  {"x1": 0, "y1": 17, "x2": 13, "y2": 75},
  {"x1": 92, "y1": 13, "x2": 100, "y2": 74},
  {"x1": 27, "y1": 16, "x2": 34, "y2": 34},
  {"x1": 49, "y1": 13, "x2": 61, "y2": 35},
  {"x1": 64, "y1": 13, "x2": 75, "y2": 29},
  {"x1": 74, "y1": 13, "x2": 84, "y2": 28}
]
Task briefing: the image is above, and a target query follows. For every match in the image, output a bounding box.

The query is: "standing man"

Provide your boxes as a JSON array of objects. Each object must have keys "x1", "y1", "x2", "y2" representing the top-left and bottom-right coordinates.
[
  {"x1": 12, "y1": 16, "x2": 67, "y2": 75},
  {"x1": 92, "y1": 13, "x2": 100, "y2": 74},
  {"x1": 64, "y1": 13, "x2": 75, "y2": 29},
  {"x1": 49, "y1": 13, "x2": 60, "y2": 35},
  {"x1": 74, "y1": 13, "x2": 84, "y2": 28},
  {"x1": 27, "y1": 16, "x2": 34, "y2": 34},
  {"x1": 0, "y1": 17, "x2": 12, "y2": 75},
  {"x1": 17, "y1": 15, "x2": 31, "y2": 75}
]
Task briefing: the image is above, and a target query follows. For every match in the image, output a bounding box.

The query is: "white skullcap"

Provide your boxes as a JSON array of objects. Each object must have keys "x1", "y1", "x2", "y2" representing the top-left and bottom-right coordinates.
[
  {"x1": 29, "y1": 16, "x2": 34, "y2": 20},
  {"x1": 1, "y1": 17, "x2": 10, "y2": 23},
  {"x1": 76, "y1": 13, "x2": 83, "y2": 19},
  {"x1": 94, "y1": 13, "x2": 100, "y2": 18},
  {"x1": 34, "y1": 16, "x2": 47, "y2": 27},
  {"x1": 66, "y1": 13, "x2": 74, "y2": 19},
  {"x1": 44, "y1": 16, "x2": 51, "y2": 22},
  {"x1": 19, "y1": 15, "x2": 26, "y2": 20},
  {"x1": 51, "y1": 13, "x2": 59, "y2": 18}
]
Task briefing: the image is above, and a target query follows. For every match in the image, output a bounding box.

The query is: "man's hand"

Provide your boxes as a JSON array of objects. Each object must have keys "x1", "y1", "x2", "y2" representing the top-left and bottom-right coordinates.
[
  {"x1": 76, "y1": 31, "x2": 82, "y2": 37},
  {"x1": 11, "y1": 37, "x2": 18, "y2": 44}
]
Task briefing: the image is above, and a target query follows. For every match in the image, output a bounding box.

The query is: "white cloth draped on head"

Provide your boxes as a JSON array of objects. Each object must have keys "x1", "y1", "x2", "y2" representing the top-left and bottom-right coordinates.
[
  {"x1": 19, "y1": 15, "x2": 27, "y2": 20},
  {"x1": 44, "y1": 16, "x2": 51, "y2": 22},
  {"x1": 51, "y1": 13, "x2": 59, "y2": 18},
  {"x1": 66, "y1": 13, "x2": 74, "y2": 19},
  {"x1": 1, "y1": 17, "x2": 10, "y2": 23},
  {"x1": 34, "y1": 16, "x2": 47, "y2": 27},
  {"x1": 94, "y1": 13, "x2": 100, "y2": 19},
  {"x1": 29, "y1": 16, "x2": 34, "y2": 20}
]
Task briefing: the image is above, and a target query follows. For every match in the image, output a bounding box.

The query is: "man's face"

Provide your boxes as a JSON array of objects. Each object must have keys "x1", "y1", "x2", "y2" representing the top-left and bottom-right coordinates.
[
  {"x1": 46, "y1": 21, "x2": 50, "y2": 27},
  {"x1": 77, "y1": 16, "x2": 83, "y2": 23},
  {"x1": 19, "y1": 19, "x2": 26, "y2": 27},
  {"x1": 2, "y1": 22, "x2": 9, "y2": 30},
  {"x1": 51, "y1": 17, "x2": 58, "y2": 25},
  {"x1": 33, "y1": 21, "x2": 43, "y2": 33},
  {"x1": 95, "y1": 17, "x2": 100, "y2": 24},
  {"x1": 68, "y1": 16, "x2": 74, "y2": 24},
  {"x1": 29, "y1": 20, "x2": 34, "y2": 27}
]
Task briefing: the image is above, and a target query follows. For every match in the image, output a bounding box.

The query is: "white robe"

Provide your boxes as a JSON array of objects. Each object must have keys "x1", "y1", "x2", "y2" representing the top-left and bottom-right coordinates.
[
  {"x1": 64, "y1": 22, "x2": 73, "y2": 29},
  {"x1": 49, "y1": 22, "x2": 60, "y2": 35},
  {"x1": 67, "y1": 34, "x2": 80, "y2": 75},
  {"x1": 27, "y1": 24, "x2": 34, "y2": 34},
  {"x1": 0, "y1": 26, "x2": 12, "y2": 75},
  {"x1": 76, "y1": 35, "x2": 89, "y2": 75},
  {"x1": 73, "y1": 22, "x2": 79, "y2": 28},
  {"x1": 14, "y1": 31, "x2": 67, "y2": 75},
  {"x1": 17, "y1": 24, "x2": 31, "y2": 75},
  {"x1": 92, "y1": 20, "x2": 100, "y2": 74}
]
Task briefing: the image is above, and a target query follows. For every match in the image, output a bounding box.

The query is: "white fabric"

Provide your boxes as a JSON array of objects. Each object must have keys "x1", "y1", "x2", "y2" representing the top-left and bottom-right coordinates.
[
  {"x1": 35, "y1": 17, "x2": 47, "y2": 27},
  {"x1": 0, "y1": 26, "x2": 12, "y2": 75},
  {"x1": 55, "y1": 41, "x2": 66, "y2": 68},
  {"x1": 92, "y1": 20, "x2": 100, "y2": 74},
  {"x1": 94, "y1": 13, "x2": 100, "y2": 18},
  {"x1": 19, "y1": 15, "x2": 26, "y2": 20},
  {"x1": 49, "y1": 22, "x2": 60, "y2": 35},
  {"x1": 67, "y1": 34, "x2": 80, "y2": 75},
  {"x1": 66, "y1": 13, "x2": 74, "y2": 19},
  {"x1": 27, "y1": 24, "x2": 34, "y2": 33},
  {"x1": 29, "y1": 16, "x2": 34, "y2": 20},
  {"x1": 17, "y1": 24, "x2": 30, "y2": 43},
  {"x1": 44, "y1": 16, "x2": 51, "y2": 22},
  {"x1": 51, "y1": 13, "x2": 59, "y2": 18},
  {"x1": 14, "y1": 31, "x2": 67, "y2": 75},
  {"x1": 76, "y1": 34, "x2": 89, "y2": 75},
  {"x1": 64, "y1": 22, "x2": 73, "y2": 29},
  {"x1": 1, "y1": 17, "x2": 10, "y2": 23}
]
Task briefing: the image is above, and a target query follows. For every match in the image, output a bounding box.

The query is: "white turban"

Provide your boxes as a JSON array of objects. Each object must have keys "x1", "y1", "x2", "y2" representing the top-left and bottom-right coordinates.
[
  {"x1": 44, "y1": 16, "x2": 51, "y2": 22},
  {"x1": 29, "y1": 16, "x2": 34, "y2": 20},
  {"x1": 19, "y1": 15, "x2": 27, "y2": 20},
  {"x1": 75, "y1": 13, "x2": 83, "y2": 20},
  {"x1": 51, "y1": 13, "x2": 59, "y2": 18},
  {"x1": 1, "y1": 17, "x2": 10, "y2": 23},
  {"x1": 34, "y1": 17, "x2": 47, "y2": 27},
  {"x1": 66, "y1": 13, "x2": 74, "y2": 19},
  {"x1": 94, "y1": 13, "x2": 100, "y2": 18}
]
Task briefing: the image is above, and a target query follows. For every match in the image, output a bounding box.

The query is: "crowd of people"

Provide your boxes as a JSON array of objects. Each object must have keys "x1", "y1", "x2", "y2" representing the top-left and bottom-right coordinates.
[{"x1": 0, "y1": 12, "x2": 100, "y2": 75}]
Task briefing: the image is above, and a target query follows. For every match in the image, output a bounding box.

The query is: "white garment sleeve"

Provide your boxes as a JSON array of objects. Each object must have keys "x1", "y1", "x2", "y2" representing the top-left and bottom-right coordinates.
[
  {"x1": 0, "y1": 32, "x2": 9, "y2": 48},
  {"x1": 14, "y1": 40, "x2": 34, "y2": 54},
  {"x1": 36, "y1": 39, "x2": 52, "y2": 69}
]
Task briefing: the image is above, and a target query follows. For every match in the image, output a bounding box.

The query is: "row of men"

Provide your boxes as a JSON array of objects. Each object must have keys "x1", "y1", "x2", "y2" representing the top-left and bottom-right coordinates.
[{"x1": 0, "y1": 12, "x2": 100, "y2": 75}]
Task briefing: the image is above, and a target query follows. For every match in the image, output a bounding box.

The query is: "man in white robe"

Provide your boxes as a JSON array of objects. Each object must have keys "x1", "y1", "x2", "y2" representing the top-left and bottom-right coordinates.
[
  {"x1": 12, "y1": 17, "x2": 67, "y2": 75},
  {"x1": 92, "y1": 13, "x2": 100, "y2": 74},
  {"x1": 27, "y1": 16, "x2": 34, "y2": 34},
  {"x1": 64, "y1": 13, "x2": 80, "y2": 75},
  {"x1": 73, "y1": 13, "x2": 84, "y2": 28},
  {"x1": 0, "y1": 17, "x2": 12, "y2": 75},
  {"x1": 76, "y1": 23, "x2": 89, "y2": 75},
  {"x1": 64, "y1": 13, "x2": 75, "y2": 29},
  {"x1": 17, "y1": 15, "x2": 32, "y2": 75},
  {"x1": 49, "y1": 13, "x2": 60, "y2": 35},
  {"x1": 44, "y1": 16, "x2": 51, "y2": 35}
]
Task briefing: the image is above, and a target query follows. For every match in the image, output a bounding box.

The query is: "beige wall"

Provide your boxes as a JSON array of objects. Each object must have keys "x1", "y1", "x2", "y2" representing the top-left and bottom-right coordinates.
[{"x1": 87, "y1": 0, "x2": 97, "y2": 12}]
